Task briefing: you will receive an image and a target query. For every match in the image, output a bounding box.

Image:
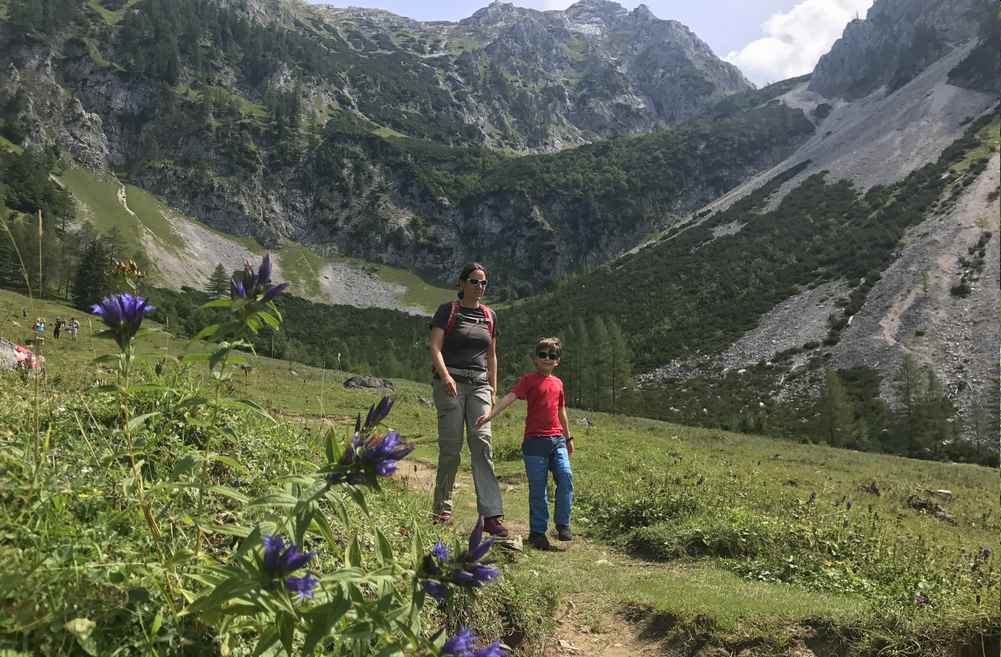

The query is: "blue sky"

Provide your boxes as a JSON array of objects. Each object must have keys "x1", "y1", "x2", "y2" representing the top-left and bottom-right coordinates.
[{"x1": 310, "y1": 0, "x2": 875, "y2": 86}]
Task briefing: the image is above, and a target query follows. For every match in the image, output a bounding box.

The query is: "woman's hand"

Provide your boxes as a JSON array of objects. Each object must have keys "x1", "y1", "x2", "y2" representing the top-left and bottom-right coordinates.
[
  {"x1": 566, "y1": 439, "x2": 575, "y2": 458},
  {"x1": 474, "y1": 414, "x2": 491, "y2": 429},
  {"x1": 443, "y1": 375, "x2": 458, "y2": 398}
]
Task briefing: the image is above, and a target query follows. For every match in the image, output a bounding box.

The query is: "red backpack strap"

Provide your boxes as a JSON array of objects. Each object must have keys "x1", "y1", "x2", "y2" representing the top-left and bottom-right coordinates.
[
  {"x1": 444, "y1": 300, "x2": 461, "y2": 336},
  {"x1": 480, "y1": 304, "x2": 495, "y2": 338}
]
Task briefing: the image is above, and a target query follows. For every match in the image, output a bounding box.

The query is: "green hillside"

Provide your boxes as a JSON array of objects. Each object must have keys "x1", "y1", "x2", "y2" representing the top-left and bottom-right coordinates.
[{"x1": 0, "y1": 287, "x2": 996, "y2": 656}]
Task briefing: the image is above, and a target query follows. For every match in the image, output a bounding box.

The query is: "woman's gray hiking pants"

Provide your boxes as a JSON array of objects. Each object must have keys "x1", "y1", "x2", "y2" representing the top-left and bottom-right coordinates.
[{"x1": 432, "y1": 377, "x2": 503, "y2": 518}]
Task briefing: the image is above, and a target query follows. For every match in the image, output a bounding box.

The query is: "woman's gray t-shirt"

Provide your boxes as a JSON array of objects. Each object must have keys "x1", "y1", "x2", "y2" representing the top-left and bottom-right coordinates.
[{"x1": 431, "y1": 302, "x2": 495, "y2": 372}]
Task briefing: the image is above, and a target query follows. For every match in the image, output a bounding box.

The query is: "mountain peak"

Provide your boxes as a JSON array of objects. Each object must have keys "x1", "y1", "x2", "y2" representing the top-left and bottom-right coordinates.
[{"x1": 564, "y1": 0, "x2": 629, "y2": 20}]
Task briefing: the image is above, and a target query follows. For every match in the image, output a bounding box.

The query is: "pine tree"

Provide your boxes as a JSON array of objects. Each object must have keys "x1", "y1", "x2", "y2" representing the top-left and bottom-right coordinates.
[
  {"x1": 572, "y1": 317, "x2": 591, "y2": 408},
  {"x1": 72, "y1": 238, "x2": 113, "y2": 310},
  {"x1": 820, "y1": 369, "x2": 854, "y2": 448},
  {"x1": 589, "y1": 316, "x2": 609, "y2": 412},
  {"x1": 206, "y1": 263, "x2": 230, "y2": 298},
  {"x1": 913, "y1": 369, "x2": 954, "y2": 456},
  {"x1": 893, "y1": 354, "x2": 924, "y2": 454},
  {"x1": 606, "y1": 318, "x2": 632, "y2": 414}
]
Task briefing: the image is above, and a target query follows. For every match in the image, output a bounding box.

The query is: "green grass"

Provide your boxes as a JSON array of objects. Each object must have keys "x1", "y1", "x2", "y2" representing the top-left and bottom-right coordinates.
[
  {"x1": 331, "y1": 255, "x2": 452, "y2": 313},
  {"x1": 951, "y1": 115, "x2": 1000, "y2": 175},
  {"x1": 176, "y1": 84, "x2": 268, "y2": 121},
  {"x1": 274, "y1": 242, "x2": 328, "y2": 299},
  {"x1": 0, "y1": 287, "x2": 996, "y2": 655},
  {"x1": 57, "y1": 167, "x2": 188, "y2": 266},
  {"x1": 85, "y1": 0, "x2": 138, "y2": 25},
  {"x1": 0, "y1": 135, "x2": 23, "y2": 154}
]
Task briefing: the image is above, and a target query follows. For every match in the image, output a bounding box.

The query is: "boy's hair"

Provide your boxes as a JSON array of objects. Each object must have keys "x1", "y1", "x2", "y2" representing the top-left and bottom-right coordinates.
[{"x1": 534, "y1": 336, "x2": 561, "y2": 354}]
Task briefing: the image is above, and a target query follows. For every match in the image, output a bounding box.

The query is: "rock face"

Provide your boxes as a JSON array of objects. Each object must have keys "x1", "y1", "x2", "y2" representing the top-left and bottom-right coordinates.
[{"x1": 809, "y1": 0, "x2": 995, "y2": 99}]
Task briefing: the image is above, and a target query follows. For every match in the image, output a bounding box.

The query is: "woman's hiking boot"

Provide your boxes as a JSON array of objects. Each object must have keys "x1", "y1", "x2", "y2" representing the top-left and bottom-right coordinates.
[
  {"x1": 432, "y1": 511, "x2": 452, "y2": 525},
  {"x1": 482, "y1": 515, "x2": 509, "y2": 538},
  {"x1": 527, "y1": 532, "x2": 555, "y2": 550},
  {"x1": 556, "y1": 525, "x2": 573, "y2": 541}
]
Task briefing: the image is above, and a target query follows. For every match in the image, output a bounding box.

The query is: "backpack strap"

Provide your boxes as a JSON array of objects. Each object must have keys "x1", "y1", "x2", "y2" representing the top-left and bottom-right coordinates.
[
  {"x1": 479, "y1": 303, "x2": 495, "y2": 338},
  {"x1": 444, "y1": 300, "x2": 461, "y2": 336},
  {"x1": 444, "y1": 301, "x2": 495, "y2": 337}
]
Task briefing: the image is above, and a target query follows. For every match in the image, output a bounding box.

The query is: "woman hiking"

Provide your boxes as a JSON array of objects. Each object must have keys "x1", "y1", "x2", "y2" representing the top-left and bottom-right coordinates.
[{"x1": 429, "y1": 263, "x2": 508, "y2": 537}]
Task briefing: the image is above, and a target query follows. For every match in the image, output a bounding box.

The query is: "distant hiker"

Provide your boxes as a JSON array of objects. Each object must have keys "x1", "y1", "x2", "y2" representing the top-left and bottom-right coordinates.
[
  {"x1": 69, "y1": 318, "x2": 79, "y2": 340},
  {"x1": 477, "y1": 337, "x2": 574, "y2": 551},
  {"x1": 21, "y1": 307, "x2": 27, "y2": 319},
  {"x1": 54, "y1": 317, "x2": 63, "y2": 339},
  {"x1": 429, "y1": 262, "x2": 508, "y2": 537},
  {"x1": 33, "y1": 317, "x2": 45, "y2": 337}
]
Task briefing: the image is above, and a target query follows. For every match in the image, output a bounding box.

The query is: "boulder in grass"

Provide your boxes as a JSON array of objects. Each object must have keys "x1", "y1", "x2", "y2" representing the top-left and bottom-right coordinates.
[{"x1": 343, "y1": 376, "x2": 394, "y2": 390}]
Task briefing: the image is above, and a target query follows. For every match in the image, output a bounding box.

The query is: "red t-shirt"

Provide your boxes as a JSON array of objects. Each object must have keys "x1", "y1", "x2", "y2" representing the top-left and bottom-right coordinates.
[{"x1": 511, "y1": 372, "x2": 565, "y2": 438}]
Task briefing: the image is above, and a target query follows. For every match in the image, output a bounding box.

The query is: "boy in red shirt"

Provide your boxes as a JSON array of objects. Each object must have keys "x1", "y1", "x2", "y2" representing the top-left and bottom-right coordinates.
[{"x1": 476, "y1": 337, "x2": 574, "y2": 550}]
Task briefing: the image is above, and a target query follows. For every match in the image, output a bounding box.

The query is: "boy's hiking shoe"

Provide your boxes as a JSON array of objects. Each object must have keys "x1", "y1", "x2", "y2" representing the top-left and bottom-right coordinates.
[
  {"x1": 482, "y1": 516, "x2": 509, "y2": 538},
  {"x1": 527, "y1": 532, "x2": 557, "y2": 551},
  {"x1": 431, "y1": 511, "x2": 452, "y2": 525},
  {"x1": 556, "y1": 525, "x2": 573, "y2": 541}
]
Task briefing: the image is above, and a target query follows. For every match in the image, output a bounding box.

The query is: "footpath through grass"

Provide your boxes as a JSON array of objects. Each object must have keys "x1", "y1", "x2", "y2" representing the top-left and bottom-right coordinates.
[{"x1": 0, "y1": 289, "x2": 996, "y2": 656}]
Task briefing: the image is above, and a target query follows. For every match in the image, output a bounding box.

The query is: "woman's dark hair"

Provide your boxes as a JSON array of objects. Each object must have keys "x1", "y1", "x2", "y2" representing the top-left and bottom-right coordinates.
[{"x1": 457, "y1": 262, "x2": 487, "y2": 299}]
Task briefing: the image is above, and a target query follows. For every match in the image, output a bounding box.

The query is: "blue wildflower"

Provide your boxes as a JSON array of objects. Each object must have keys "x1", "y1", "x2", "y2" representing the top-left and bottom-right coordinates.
[
  {"x1": 422, "y1": 579, "x2": 448, "y2": 601},
  {"x1": 433, "y1": 542, "x2": 450, "y2": 562},
  {"x1": 357, "y1": 431, "x2": 416, "y2": 477},
  {"x1": 230, "y1": 253, "x2": 288, "y2": 302},
  {"x1": 442, "y1": 627, "x2": 507, "y2": 657},
  {"x1": 91, "y1": 293, "x2": 155, "y2": 350},
  {"x1": 442, "y1": 627, "x2": 475, "y2": 656},
  {"x1": 262, "y1": 534, "x2": 315, "y2": 577},
  {"x1": 286, "y1": 574, "x2": 320, "y2": 601},
  {"x1": 364, "y1": 396, "x2": 394, "y2": 430}
]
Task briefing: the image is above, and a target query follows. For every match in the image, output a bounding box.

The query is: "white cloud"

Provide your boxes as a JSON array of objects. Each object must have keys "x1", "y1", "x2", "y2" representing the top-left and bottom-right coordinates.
[{"x1": 724, "y1": 0, "x2": 874, "y2": 87}]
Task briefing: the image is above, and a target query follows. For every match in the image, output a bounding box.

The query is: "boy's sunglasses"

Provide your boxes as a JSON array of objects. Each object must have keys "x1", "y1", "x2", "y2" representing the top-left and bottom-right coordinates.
[
  {"x1": 536, "y1": 351, "x2": 561, "y2": 360},
  {"x1": 465, "y1": 278, "x2": 488, "y2": 287}
]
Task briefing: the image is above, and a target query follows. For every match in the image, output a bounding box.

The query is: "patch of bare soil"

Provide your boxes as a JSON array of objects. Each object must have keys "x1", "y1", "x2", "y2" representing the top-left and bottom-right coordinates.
[
  {"x1": 395, "y1": 461, "x2": 670, "y2": 656},
  {"x1": 543, "y1": 598, "x2": 667, "y2": 657}
]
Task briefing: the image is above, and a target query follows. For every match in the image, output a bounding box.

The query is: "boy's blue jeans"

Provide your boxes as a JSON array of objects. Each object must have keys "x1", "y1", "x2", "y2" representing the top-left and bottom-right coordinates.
[{"x1": 522, "y1": 436, "x2": 573, "y2": 534}]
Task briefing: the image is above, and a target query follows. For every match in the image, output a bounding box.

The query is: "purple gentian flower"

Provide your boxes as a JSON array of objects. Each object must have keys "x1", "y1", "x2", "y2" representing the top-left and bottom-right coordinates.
[
  {"x1": 286, "y1": 573, "x2": 319, "y2": 601},
  {"x1": 91, "y1": 293, "x2": 155, "y2": 350},
  {"x1": 230, "y1": 253, "x2": 288, "y2": 302},
  {"x1": 914, "y1": 593, "x2": 930, "y2": 606},
  {"x1": 442, "y1": 627, "x2": 476, "y2": 656},
  {"x1": 433, "y1": 542, "x2": 450, "y2": 562},
  {"x1": 364, "y1": 396, "x2": 394, "y2": 430},
  {"x1": 262, "y1": 534, "x2": 315, "y2": 577},
  {"x1": 442, "y1": 627, "x2": 507, "y2": 657},
  {"x1": 422, "y1": 579, "x2": 448, "y2": 601},
  {"x1": 463, "y1": 516, "x2": 495, "y2": 564},
  {"x1": 358, "y1": 431, "x2": 417, "y2": 476}
]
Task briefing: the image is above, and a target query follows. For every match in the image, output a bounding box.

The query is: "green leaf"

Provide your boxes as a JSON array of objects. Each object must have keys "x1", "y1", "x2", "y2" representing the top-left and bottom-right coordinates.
[
  {"x1": 93, "y1": 354, "x2": 121, "y2": 365},
  {"x1": 126, "y1": 412, "x2": 160, "y2": 432},
  {"x1": 249, "y1": 493, "x2": 298, "y2": 508},
  {"x1": 252, "y1": 628, "x2": 280, "y2": 657},
  {"x1": 375, "y1": 529, "x2": 393, "y2": 565},
  {"x1": 170, "y1": 455, "x2": 200, "y2": 478},
  {"x1": 209, "y1": 485, "x2": 250, "y2": 504},
  {"x1": 196, "y1": 523, "x2": 252, "y2": 538},
  {"x1": 150, "y1": 610, "x2": 162, "y2": 635},
  {"x1": 347, "y1": 536, "x2": 362, "y2": 568},
  {"x1": 199, "y1": 299, "x2": 233, "y2": 310},
  {"x1": 303, "y1": 594, "x2": 351, "y2": 655},
  {"x1": 191, "y1": 324, "x2": 221, "y2": 341},
  {"x1": 205, "y1": 453, "x2": 244, "y2": 471}
]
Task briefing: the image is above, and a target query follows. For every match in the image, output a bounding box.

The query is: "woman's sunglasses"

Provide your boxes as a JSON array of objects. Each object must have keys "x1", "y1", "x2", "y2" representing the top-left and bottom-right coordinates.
[
  {"x1": 465, "y1": 278, "x2": 488, "y2": 287},
  {"x1": 536, "y1": 351, "x2": 561, "y2": 360}
]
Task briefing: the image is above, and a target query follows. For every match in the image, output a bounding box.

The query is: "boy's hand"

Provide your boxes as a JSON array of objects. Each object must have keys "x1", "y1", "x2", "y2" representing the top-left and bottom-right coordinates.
[
  {"x1": 442, "y1": 375, "x2": 458, "y2": 398},
  {"x1": 474, "y1": 414, "x2": 491, "y2": 429},
  {"x1": 566, "y1": 440, "x2": 574, "y2": 457}
]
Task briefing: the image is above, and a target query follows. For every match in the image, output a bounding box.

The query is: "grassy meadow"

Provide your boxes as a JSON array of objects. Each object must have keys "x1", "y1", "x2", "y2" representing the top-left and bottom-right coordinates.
[{"x1": 0, "y1": 288, "x2": 997, "y2": 656}]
